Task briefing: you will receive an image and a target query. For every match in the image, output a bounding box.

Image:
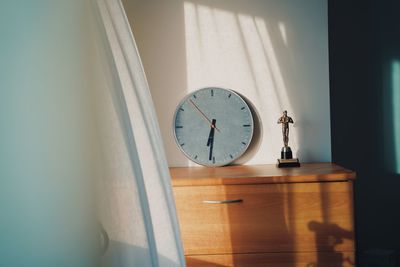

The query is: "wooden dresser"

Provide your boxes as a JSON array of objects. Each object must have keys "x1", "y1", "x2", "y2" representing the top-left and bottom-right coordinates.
[{"x1": 170, "y1": 163, "x2": 356, "y2": 267}]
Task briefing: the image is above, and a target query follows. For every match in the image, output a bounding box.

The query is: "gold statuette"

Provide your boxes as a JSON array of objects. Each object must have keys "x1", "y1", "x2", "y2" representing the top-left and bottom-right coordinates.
[{"x1": 277, "y1": 110, "x2": 300, "y2": 167}]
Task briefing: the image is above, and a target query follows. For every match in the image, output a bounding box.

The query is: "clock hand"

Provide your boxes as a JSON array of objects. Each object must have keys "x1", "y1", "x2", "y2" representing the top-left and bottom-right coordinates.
[
  {"x1": 209, "y1": 137, "x2": 214, "y2": 161},
  {"x1": 207, "y1": 119, "x2": 216, "y2": 146},
  {"x1": 207, "y1": 119, "x2": 216, "y2": 161},
  {"x1": 189, "y1": 99, "x2": 221, "y2": 132},
  {"x1": 207, "y1": 128, "x2": 213, "y2": 147}
]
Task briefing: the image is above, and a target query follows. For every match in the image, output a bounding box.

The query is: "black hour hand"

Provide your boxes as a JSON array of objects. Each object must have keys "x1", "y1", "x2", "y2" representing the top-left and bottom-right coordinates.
[
  {"x1": 207, "y1": 119, "x2": 216, "y2": 146},
  {"x1": 207, "y1": 129, "x2": 214, "y2": 146},
  {"x1": 207, "y1": 119, "x2": 216, "y2": 160}
]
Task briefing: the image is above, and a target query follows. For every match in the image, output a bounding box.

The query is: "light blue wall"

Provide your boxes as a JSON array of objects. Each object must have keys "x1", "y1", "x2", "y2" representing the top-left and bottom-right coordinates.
[{"x1": 0, "y1": 1, "x2": 96, "y2": 266}]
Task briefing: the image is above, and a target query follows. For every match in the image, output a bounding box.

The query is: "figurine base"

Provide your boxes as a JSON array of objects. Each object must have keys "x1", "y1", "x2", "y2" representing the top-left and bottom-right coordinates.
[
  {"x1": 277, "y1": 158, "x2": 300, "y2": 168},
  {"x1": 281, "y1": 146, "x2": 293, "y2": 159}
]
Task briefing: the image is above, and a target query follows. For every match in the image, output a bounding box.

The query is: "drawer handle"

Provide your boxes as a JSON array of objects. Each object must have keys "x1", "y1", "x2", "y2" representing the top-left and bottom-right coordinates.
[{"x1": 203, "y1": 199, "x2": 243, "y2": 204}]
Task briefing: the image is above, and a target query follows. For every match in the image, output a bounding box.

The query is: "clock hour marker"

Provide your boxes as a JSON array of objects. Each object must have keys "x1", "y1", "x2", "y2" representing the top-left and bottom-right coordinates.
[
  {"x1": 194, "y1": 155, "x2": 198, "y2": 159},
  {"x1": 243, "y1": 124, "x2": 251, "y2": 127},
  {"x1": 211, "y1": 89, "x2": 214, "y2": 97},
  {"x1": 175, "y1": 126, "x2": 183, "y2": 128},
  {"x1": 241, "y1": 107, "x2": 245, "y2": 110},
  {"x1": 242, "y1": 142, "x2": 246, "y2": 145},
  {"x1": 180, "y1": 143, "x2": 185, "y2": 146},
  {"x1": 228, "y1": 93, "x2": 231, "y2": 98},
  {"x1": 229, "y1": 154, "x2": 233, "y2": 159},
  {"x1": 179, "y1": 107, "x2": 184, "y2": 111},
  {"x1": 212, "y1": 156, "x2": 215, "y2": 164},
  {"x1": 193, "y1": 94, "x2": 197, "y2": 99}
]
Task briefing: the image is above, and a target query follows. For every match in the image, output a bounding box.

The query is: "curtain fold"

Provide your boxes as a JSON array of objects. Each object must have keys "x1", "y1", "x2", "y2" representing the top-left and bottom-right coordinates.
[
  {"x1": 0, "y1": 1, "x2": 97, "y2": 266},
  {"x1": 0, "y1": 0, "x2": 184, "y2": 265},
  {"x1": 93, "y1": 0, "x2": 186, "y2": 266}
]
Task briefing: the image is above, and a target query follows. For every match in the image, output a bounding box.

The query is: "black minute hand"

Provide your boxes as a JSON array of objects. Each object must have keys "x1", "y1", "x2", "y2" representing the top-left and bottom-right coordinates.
[{"x1": 207, "y1": 119, "x2": 216, "y2": 161}]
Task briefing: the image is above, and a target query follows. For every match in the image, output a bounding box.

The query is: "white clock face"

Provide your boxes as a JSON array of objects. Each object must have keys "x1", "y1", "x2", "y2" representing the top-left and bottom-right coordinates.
[{"x1": 173, "y1": 87, "x2": 254, "y2": 166}]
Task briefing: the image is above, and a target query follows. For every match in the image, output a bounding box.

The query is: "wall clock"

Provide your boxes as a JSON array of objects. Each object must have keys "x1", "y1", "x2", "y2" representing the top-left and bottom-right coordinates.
[{"x1": 173, "y1": 87, "x2": 254, "y2": 167}]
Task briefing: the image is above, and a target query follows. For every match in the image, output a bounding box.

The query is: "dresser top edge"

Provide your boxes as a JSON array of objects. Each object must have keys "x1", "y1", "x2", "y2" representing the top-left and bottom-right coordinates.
[{"x1": 169, "y1": 162, "x2": 356, "y2": 186}]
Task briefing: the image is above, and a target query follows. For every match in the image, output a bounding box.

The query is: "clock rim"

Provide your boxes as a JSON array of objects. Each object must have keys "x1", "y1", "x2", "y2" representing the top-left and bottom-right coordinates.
[{"x1": 172, "y1": 87, "x2": 255, "y2": 167}]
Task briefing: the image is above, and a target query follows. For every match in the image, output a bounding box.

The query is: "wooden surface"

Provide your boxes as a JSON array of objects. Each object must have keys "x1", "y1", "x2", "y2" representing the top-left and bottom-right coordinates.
[
  {"x1": 186, "y1": 252, "x2": 355, "y2": 267},
  {"x1": 173, "y1": 181, "x2": 354, "y2": 255},
  {"x1": 170, "y1": 163, "x2": 356, "y2": 267},
  {"x1": 170, "y1": 163, "x2": 356, "y2": 186}
]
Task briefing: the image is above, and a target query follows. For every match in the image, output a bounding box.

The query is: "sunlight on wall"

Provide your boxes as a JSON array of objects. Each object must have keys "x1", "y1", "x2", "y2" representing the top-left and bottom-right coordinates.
[
  {"x1": 184, "y1": 2, "x2": 299, "y2": 165},
  {"x1": 278, "y1": 22, "x2": 288, "y2": 46},
  {"x1": 123, "y1": 0, "x2": 331, "y2": 166},
  {"x1": 392, "y1": 61, "x2": 400, "y2": 174}
]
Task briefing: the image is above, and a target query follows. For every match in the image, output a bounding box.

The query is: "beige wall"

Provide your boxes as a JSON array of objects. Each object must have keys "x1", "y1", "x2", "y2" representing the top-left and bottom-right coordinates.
[{"x1": 123, "y1": 0, "x2": 331, "y2": 167}]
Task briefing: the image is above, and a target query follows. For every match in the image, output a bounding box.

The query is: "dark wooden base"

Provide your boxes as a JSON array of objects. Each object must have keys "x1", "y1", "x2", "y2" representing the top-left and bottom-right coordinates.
[{"x1": 277, "y1": 158, "x2": 300, "y2": 168}]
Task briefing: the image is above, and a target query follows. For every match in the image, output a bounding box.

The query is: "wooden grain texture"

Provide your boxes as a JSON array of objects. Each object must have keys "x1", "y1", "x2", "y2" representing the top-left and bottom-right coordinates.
[
  {"x1": 170, "y1": 163, "x2": 356, "y2": 186},
  {"x1": 173, "y1": 181, "x2": 355, "y2": 255},
  {"x1": 185, "y1": 252, "x2": 356, "y2": 267}
]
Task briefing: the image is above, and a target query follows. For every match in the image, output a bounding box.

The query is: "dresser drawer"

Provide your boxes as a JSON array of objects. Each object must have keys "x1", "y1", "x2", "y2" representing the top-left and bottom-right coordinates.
[
  {"x1": 173, "y1": 181, "x2": 354, "y2": 255},
  {"x1": 186, "y1": 251, "x2": 355, "y2": 267}
]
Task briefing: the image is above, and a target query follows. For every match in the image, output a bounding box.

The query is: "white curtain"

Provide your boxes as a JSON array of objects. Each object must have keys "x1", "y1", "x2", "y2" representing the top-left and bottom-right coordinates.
[
  {"x1": 0, "y1": 1, "x2": 97, "y2": 267},
  {"x1": 93, "y1": 0, "x2": 186, "y2": 267},
  {"x1": 0, "y1": 0, "x2": 185, "y2": 266}
]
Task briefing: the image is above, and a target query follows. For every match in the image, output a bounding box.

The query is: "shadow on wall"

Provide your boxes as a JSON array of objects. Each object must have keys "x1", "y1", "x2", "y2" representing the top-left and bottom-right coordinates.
[
  {"x1": 121, "y1": 0, "x2": 190, "y2": 167},
  {"x1": 123, "y1": 0, "x2": 331, "y2": 166},
  {"x1": 329, "y1": 0, "x2": 400, "y2": 264}
]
